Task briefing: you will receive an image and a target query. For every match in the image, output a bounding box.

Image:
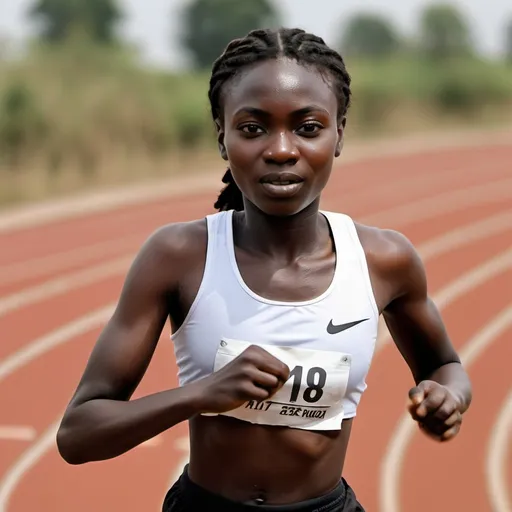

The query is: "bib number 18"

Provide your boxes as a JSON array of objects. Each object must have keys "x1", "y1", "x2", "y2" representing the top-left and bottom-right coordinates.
[{"x1": 288, "y1": 366, "x2": 327, "y2": 404}]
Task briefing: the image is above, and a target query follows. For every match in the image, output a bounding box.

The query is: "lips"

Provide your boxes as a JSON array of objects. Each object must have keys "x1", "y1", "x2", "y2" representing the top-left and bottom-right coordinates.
[
  {"x1": 259, "y1": 172, "x2": 305, "y2": 186},
  {"x1": 259, "y1": 172, "x2": 305, "y2": 199}
]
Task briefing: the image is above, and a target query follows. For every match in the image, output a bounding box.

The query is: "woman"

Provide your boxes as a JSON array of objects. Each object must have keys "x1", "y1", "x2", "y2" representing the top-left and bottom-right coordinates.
[{"x1": 56, "y1": 28, "x2": 472, "y2": 511}]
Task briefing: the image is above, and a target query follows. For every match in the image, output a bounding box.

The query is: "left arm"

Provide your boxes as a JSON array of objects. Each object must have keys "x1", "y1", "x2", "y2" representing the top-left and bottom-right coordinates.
[{"x1": 381, "y1": 231, "x2": 472, "y2": 441}]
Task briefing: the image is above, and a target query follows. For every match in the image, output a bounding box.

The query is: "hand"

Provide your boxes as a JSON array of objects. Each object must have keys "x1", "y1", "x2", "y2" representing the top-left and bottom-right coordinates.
[
  {"x1": 408, "y1": 380, "x2": 463, "y2": 442},
  {"x1": 195, "y1": 345, "x2": 290, "y2": 414}
]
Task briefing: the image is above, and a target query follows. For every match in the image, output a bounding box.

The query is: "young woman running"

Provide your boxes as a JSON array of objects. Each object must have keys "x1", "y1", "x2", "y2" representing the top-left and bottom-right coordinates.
[{"x1": 56, "y1": 28, "x2": 472, "y2": 512}]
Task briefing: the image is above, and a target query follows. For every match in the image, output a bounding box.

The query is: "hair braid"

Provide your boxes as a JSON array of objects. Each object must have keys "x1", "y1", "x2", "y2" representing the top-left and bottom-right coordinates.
[{"x1": 209, "y1": 28, "x2": 352, "y2": 212}]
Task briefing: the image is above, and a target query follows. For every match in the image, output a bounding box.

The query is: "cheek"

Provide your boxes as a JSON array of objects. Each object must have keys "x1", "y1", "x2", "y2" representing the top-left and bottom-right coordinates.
[
  {"x1": 301, "y1": 134, "x2": 338, "y2": 167},
  {"x1": 224, "y1": 131, "x2": 258, "y2": 167}
]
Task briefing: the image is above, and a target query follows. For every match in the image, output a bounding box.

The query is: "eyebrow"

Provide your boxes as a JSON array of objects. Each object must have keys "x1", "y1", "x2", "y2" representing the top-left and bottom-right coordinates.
[{"x1": 233, "y1": 105, "x2": 330, "y2": 118}]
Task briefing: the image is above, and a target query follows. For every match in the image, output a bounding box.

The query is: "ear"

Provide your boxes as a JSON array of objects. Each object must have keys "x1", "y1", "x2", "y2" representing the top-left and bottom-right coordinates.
[
  {"x1": 335, "y1": 117, "x2": 346, "y2": 158},
  {"x1": 215, "y1": 118, "x2": 228, "y2": 161}
]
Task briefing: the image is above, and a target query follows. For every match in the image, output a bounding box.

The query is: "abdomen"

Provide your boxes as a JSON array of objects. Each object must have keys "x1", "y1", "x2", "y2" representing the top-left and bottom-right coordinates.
[{"x1": 186, "y1": 415, "x2": 353, "y2": 504}]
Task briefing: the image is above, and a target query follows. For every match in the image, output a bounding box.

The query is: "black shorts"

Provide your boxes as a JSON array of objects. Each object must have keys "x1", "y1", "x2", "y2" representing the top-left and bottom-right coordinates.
[{"x1": 162, "y1": 465, "x2": 365, "y2": 512}]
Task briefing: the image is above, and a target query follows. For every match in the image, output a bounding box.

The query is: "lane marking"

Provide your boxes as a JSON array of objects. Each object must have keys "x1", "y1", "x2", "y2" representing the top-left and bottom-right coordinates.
[
  {"x1": 360, "y1": 178, "x2": 512, "y2": 227},
  {"x1": 1, "y1": 193, "x2": 511, "y2": 325},
  {"x1": 486, "y1": 389, "x2": 512, "y2": 512},
  {"x1": 0, "y1": 180, "x2": 510, "y2": 506},
  {"x1": 0, "y1": 236, "x2": 141, "y2": 287},
  {"x1": 0, "y1": 420, "x2": 60, "y2": 510},
  {"x1": 1, "y1": 128, "x2": 510, "y2": 233},
  {"x1": 380, "y1": 303, "x2": 512, "y2": 512},
  {"x1": 0, "y1": 259, "x2": 131, "y2": 319},
  {"x1": 0, "y1": 427, "x2": 36, "y2": 442},
  {"x1": 166, "y1": 247, "x2": 512, "y2": 486},
  {"x1": 0, "y1": 248, "x2": 510, "y2": 507},
  {"x1": 0, "y1": 307, "x2": 113, "y2": 382}
]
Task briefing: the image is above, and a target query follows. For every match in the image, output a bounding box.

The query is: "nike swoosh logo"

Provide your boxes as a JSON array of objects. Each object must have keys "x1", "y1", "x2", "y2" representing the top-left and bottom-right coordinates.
[{"x1": 327, "y1": 318, "x2": 369, "y2": 335}]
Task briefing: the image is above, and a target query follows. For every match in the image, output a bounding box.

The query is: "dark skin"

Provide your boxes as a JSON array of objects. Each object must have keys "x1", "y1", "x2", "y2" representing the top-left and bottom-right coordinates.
[{"x1": 56, "y1": 58, "x2": 472, "y2": 505}]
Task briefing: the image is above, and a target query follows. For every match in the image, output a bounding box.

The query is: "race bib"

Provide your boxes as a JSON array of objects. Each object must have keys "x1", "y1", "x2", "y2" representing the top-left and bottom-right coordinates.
[{"x1": 202, "y1": 338, "x2": 352, "y2": 431}]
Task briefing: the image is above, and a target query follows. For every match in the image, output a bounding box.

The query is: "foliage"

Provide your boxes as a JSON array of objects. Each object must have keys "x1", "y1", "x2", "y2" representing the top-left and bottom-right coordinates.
[
  {"x1": 180, "y1": 0, "x2": 280, "y2": 69},
  {"x1": 339, "y1": 13, "x2": 400, "y2": 59},
  {"x1": 28, "y1": 0, "x2": 122, "y2": 44},
  {"x1": 417, "y1": 3, "x2": 473, "y2": 60}
]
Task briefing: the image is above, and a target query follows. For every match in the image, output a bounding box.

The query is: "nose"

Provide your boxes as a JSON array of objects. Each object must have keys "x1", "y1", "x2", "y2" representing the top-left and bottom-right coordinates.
[{"x1": 263, "y1": 131, "x2": 299, "y2": 166}]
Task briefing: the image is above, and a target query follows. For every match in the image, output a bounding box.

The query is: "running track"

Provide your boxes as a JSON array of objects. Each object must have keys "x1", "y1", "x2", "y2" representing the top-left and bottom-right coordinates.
[{"x1": 0, "y1": 141, "x2": 511, "y2": 511}]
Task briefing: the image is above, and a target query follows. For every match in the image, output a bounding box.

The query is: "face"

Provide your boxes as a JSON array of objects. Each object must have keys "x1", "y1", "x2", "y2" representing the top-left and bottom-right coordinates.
[{"x1": 216, "y1": 58, "x2": 344, "y2": 217}]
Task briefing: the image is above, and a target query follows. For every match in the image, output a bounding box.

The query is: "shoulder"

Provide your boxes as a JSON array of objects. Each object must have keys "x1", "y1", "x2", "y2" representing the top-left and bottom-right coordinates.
[
  {"x1": 145, "y1": 217, "x2": 208, "y2": 259},
  {"x1": 354, "y1": 222, "x2": 427, "y2": 303},
  {"x1": 128, "y1": 217, "x2": 208, "y2": 287}
]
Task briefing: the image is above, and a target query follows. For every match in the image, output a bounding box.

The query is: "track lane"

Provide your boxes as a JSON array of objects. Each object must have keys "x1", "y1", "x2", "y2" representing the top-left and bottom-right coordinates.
[{"x1": 0, "y1": 142, "x2": 510, "y2": 511}]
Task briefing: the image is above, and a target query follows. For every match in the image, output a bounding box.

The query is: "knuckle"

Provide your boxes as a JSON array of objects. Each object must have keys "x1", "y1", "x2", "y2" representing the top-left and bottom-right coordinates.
[{"x1": 436, "y1": 404, "x2": 454, "y2": 419}]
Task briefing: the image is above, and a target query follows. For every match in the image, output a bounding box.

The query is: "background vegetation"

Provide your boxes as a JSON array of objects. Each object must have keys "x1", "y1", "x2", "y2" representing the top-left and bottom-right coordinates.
[{"x1": 1, "y1": 0, "x2": 511, "y2": 206}]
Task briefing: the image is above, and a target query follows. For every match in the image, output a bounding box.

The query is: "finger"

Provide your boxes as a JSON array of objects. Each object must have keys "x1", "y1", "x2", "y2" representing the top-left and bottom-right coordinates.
[
  {"x1": 443, "y1": 410, "x2": 462, "y2": 428},
  {"x1": 408, "y1": 386, "x2": 425, "y2": 406},
  {"x1": 253, "y1": 352, "x2": 290, "y2": 382},
  {"x1": 440, "y1": 423, "x2": 461, "y2": 442},
  {"x1": 239, "y1": 381, "x2": 270, "y2": 402},
  {"x1": 251, "y1": 369, "x2": 281, "y2": 391},
  {"x1": 429, "y1": 400, "x2": 458, "y2": 422},
  {"x1": 416, "y1": 387, "x2": 447, "y2": 418}
]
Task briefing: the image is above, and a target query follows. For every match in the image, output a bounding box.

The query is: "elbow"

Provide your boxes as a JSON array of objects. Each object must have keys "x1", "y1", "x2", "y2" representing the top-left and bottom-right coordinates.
[{"x1": 56, "y1": 418, "x2": 89, "y2": 466}]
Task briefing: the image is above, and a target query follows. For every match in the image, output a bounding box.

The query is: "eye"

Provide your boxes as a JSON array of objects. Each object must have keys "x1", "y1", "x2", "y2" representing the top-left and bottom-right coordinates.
[
  {"x1": 239, "y1": 123, "x2": 265, "y2": 135},
  {"x1": 297, "y1": 122, "x2": 323, "y2": 136}
]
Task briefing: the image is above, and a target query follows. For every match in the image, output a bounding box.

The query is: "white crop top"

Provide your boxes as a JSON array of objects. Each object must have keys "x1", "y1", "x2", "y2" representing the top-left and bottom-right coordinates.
[{"x1": 171, "y1": 210, "x2": 379, "y2": 430}]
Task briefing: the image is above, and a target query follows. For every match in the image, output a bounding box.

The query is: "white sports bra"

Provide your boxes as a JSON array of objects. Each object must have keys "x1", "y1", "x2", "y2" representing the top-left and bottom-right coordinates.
[{"x1": 171, "y1": 210, "x2": 379, "y2": 430}]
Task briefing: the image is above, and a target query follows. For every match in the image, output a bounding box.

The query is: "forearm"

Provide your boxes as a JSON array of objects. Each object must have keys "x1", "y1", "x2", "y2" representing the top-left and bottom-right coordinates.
[
  {"x1": 57, "y1": 383, "x2": 203, "y2": 464},
  {"x1": 426, "y1": 362, "x2": 472, "y2": 413}
]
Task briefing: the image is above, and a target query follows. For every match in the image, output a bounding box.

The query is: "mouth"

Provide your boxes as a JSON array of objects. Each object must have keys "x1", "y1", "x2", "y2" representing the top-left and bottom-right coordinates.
[
  {"x1": 259, "y1": 172, "x2": 305, "y2": 198},
  {"x1": 260, "y1": 172, "x2": 305, "y2": 186}
]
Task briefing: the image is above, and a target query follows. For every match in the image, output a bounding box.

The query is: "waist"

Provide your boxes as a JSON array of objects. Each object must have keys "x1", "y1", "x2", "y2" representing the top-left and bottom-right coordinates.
[
  {"x1": 176, "y1": 464, "x2": 347, "y2": 511},
  {"x1": 187, "y1": 415, "x2": 352, "y2": 503}
]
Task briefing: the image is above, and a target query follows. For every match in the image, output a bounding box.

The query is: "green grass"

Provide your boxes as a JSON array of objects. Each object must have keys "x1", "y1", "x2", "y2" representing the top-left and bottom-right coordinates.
[{"x1": 0, "y1": 43, "x2": 511, "y2": 207}]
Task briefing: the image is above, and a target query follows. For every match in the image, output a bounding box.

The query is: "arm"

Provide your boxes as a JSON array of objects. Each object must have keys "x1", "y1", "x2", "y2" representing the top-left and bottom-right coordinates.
[
  {"x1": 56, "y1": 223, "x2": 205, "y2": 464},
  {"x1": 381, "y1": 231, "x2": 472, "y2": 440}
]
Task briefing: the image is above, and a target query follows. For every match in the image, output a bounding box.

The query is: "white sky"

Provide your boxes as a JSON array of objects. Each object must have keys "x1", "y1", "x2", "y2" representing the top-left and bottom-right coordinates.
[{"x1": 1, "y1": 0, "x2": 510, "y2": 68}]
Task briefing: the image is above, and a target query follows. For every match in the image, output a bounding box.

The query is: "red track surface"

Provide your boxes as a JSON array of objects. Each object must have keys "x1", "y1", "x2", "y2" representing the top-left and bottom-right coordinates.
[{"x1": 1, "y1": 142, "x2": 511, "y2": 511}]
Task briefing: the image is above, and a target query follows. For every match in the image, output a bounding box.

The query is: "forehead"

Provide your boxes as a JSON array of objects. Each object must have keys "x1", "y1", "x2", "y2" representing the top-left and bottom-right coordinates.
[{"x1": 222, "y1": 58, "x2": 337, "y2": 118}]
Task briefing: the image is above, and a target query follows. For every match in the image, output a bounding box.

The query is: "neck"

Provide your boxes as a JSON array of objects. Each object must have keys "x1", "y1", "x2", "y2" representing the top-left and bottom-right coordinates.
[{"x1": 235, "y1": 199, "x2": 328, "y2": 260}]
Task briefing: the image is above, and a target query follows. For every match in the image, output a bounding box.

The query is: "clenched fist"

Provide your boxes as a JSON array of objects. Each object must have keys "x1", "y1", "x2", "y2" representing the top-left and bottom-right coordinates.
[
  {"x1": 408, "y1": 380, "x2": 463, "y2": 442},
  {"x1": 195, "y1": 345, "x2": 290, "y2": 414}
]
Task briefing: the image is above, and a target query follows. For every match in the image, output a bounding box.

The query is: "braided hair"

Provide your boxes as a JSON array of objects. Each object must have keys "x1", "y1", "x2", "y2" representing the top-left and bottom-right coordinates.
[{"x1": 209, "y1": 28, "x2": 352, "y2": 212}]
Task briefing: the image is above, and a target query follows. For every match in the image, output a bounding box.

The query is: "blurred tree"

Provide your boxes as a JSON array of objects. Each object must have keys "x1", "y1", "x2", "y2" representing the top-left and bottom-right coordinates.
[
  {"x1": 418, "y1": 3, "x2": 473, "y2": 59},
  {"x1": 339, "y1": 13, "x2": 400, "y2": 59},
  {"x1": 505, "y1": 19, "x2": 512, "y2": 63},
  {"x1": 180, "y1": 0, "x2": 280, "y2": 69},
  {"x1": 28, "y1": 0, "x2": 122, "y2": 44}
]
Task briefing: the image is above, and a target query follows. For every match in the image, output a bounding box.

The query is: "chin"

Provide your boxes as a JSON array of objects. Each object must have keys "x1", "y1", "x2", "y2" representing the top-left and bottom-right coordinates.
[{"x1": 252, "y1": 197, "x2": 316, "y2": 218}]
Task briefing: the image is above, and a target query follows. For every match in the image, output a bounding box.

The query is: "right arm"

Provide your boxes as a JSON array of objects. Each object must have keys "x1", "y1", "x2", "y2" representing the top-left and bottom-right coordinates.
[
  {"x1": 56, "y1": 222, "x2": 290, "y2": 465},
  {"x1": 56, "y1": 224, "x2": 202, "y2": 464}
]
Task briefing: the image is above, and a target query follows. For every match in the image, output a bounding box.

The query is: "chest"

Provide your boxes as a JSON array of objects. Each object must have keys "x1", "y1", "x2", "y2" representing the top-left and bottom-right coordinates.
[
  {"x1": 231, "y1": 248, "x2": 336, "y2": 303},
  {"x1": 174, "y1": 283, "x2": 378, "y2": 387}
]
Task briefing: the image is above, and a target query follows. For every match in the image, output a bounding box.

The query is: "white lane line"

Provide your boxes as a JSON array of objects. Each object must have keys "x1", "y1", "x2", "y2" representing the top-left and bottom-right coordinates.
[
  {"x1": 0, "y1": 419, "x2": 59, "y2": 511},
  {"x1": 486, "y1": 389, "x2": 512, "y2": 512},
  {"x1": 0, "y1": 306, "x2": 113, "y2": 382},
  {"x1": 360, "y1": 177, "x2": 512, "y2": 227},
  {"x1": 0, "y1": 159, "x2": 499, "y2": 288},
  {"x1": 375, "y1": 220, "x2": 512, "y2": 350},
  {"x1": 0, "y1": 250, "x2": 510, "y2": 508},
  {"x1": 0, "y1": 168, "x2": 224, "y2": 234},
  {"x1": 1, "y1": 127, "x2": 510, "y2": 233},
  {"x1": 0, "y1": 236, "x2": 141, "y2": 287},
  {"x1": 0, "y1": 197, "x2": 510, "y2": 505},
  {"x1": 380, "y1": 303, "x2": 512, "y2": 512},
  {"x1": 0, "y1": 258, "x2": 131, "y2": 318},
  {"x1": 1, "y1": 182, "x2": 511, "y2": 323},
  {"x1": 0, "y1": 427, "x2": 36, "y2": 442}
]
